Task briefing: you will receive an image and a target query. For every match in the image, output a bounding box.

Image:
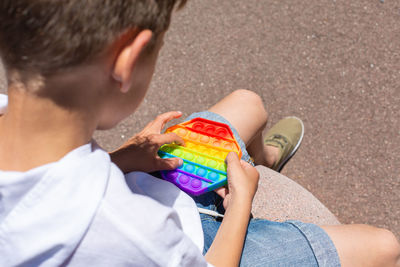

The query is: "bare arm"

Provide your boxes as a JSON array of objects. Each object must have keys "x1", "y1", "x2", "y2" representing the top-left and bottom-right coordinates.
[
  {"x1": 205, "y1": 200, "x2": 252, "y2": 266},
  {"x1": 205, "y1": 153, "x2": 259, "y2": 267}
]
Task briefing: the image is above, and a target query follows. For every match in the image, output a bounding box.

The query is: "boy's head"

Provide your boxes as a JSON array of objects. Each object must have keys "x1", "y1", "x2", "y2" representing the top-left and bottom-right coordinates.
[
  {"x1": 0, "y1": 0, "x2": 186, "y2": 128},
  {"x1": 0, "y1": 0, "x2": 186, "y2": 75}
]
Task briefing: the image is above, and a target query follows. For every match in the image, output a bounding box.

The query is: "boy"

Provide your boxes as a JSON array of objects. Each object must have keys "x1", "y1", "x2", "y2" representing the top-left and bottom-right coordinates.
[{"x1": 0, "y1": 0, "x2": 399, "y2": 266}]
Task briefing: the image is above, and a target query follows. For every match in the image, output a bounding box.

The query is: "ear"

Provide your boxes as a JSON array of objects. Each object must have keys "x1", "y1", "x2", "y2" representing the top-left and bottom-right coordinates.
[{"x1": 112, "y1": 29, "x2": 153, "y2": 93}]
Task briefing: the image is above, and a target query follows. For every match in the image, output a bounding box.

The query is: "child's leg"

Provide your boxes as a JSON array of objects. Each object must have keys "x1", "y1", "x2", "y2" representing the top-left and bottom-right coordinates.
[
  {"x1": 202, "y1": 217, "x2": 398, "y2": 266},
  {"x1": 321, "y1": 224, "x2": 400, "y2": 266},
  {"x1": 205, "y1": 91, "x2": 400, "y2": 265},
  {"x1": 207, "y1": 89, "x2": 279, "y2": 167}
]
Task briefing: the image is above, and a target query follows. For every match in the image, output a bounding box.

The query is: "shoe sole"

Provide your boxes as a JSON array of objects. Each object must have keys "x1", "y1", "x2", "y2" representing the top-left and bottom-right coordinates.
[{"x1": 275, "y1": 116, "x2": 304, "y2": 172}]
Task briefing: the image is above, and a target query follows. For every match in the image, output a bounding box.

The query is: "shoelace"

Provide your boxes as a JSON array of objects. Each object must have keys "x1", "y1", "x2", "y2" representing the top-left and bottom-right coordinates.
[{"x1": 264, "y1": 134, "x2": 289, "y2": 150}]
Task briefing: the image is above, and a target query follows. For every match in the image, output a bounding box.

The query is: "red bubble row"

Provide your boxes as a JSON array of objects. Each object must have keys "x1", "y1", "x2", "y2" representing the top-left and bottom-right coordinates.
[{"x1": 191, "y1": 122, "x2": 229, "y2": 138}]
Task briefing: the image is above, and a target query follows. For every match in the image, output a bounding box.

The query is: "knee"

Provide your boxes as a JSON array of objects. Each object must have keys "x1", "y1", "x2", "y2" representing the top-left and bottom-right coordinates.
[
  {"x1": 230, "y1": 89, "x2": 265, "y2": 109},
  {"x1": 230, "y1": 89, "x2": 268, "y2": 121},
  {"x1": 374, "y1": 227, "x2": 400, "y2": 266},
  {"x1": 370, "y1": 227, "x2": 400, "y2": 266},
  {"x1": 325, "y1": 224, "x2": 400, "y2": 267}
]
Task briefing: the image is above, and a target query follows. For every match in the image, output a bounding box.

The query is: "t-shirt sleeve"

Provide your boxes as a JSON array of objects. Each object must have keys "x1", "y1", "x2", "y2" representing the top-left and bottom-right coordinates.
[
  {"x1": 0, "y1": 94, "x2": 7, "y2": 114},
  {"x1": 147, "y1": 206, "x2": 210, "y2": 266},
  {"x1": 68, "y1": 166, "x2": 212, "y2": 266},
  {"x1": 124, "y1": 171, "x2": 205, "y2": 251}
]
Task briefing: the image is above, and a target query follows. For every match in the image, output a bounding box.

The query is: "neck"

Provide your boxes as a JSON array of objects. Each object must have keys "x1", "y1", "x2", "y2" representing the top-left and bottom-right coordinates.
[{"x1": 0, "y1": 85, "x2": 98, "y2": 171}]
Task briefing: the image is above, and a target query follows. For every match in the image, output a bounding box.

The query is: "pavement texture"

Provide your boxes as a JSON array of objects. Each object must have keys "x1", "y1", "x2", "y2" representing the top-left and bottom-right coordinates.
[
  {"x1": 1, "y1": 0, "x2": 399, "y2": 237},
  {"x1": 253, "y1": 166, "x2": 340, "y2": 225}
]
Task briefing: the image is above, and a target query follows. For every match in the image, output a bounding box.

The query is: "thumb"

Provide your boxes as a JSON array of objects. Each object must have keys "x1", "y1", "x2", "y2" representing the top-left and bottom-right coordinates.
[
  {"x1": 225, "y1": 152, "x2": 243, "y2": 175},
  {"x1": 155, "y1": 157, "x2": 183, "y2": 171}
]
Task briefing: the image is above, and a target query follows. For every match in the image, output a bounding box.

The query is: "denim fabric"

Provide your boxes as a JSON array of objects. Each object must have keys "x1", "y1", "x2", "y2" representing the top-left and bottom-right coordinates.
[
  {"x1": 187, "y1": 111, "x2": 341, "y2": 266},
  {"x1": 194, "y1": 189, "x2": 340, "y2": 267}
]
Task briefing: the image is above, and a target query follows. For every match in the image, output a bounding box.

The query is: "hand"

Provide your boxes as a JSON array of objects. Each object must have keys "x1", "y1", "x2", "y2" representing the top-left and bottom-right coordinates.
[
  {"x1": 109, "y1": 111, "x2": 185, "y2": 173},
  {"x1": 215, "y1": 152, "x2": 259, "y2": 210}
]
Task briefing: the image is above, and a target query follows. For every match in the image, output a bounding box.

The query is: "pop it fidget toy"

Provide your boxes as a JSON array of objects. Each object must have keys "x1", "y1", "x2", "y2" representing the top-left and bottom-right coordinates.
[{"x1": 158, "y1": 117, "x2": 242, "y2": 196}]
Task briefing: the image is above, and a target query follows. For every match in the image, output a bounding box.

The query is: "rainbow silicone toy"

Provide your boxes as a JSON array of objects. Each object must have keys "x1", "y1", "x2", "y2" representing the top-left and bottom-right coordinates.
[{"x1": 158, "y1": 117, "x2": 242, "y2": 196}]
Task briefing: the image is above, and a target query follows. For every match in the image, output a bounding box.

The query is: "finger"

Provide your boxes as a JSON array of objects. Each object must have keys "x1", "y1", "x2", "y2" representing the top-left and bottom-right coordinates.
[
  {"x1": 154, "y1": 132, "x2": 185, "y2": 147},
  {"x1": 150, "y1": 111, "x2": 183, "y2": 132},
  {"x1": 223, "y1": 194, "x2": 231, "y2": 210},
  {"x1": 215, "y1": 186, "x2": 228, "y2": 199},
  {"x1": 155, "y1": 157, "x2": 183, "y2": 171},
  {"x1": 225, "y1": 152, "x2": 244, "y2": 176}
]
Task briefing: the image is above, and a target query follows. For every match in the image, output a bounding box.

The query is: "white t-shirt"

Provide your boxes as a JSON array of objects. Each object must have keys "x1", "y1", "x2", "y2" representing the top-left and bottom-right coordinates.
[{"x1": 0, "y1": 94, "x2": 211, "y2": 266}]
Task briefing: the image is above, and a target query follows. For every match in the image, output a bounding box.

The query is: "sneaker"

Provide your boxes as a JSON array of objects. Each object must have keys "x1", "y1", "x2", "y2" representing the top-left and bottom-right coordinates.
[{"x1": 264, "y1": 116, "x2": 304, "y2": 172}]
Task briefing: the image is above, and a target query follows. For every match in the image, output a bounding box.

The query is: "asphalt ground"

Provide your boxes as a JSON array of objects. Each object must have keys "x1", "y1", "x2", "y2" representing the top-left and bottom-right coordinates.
[{"x1": 1, "y1": 0, "x2": 399, "y2": 237}]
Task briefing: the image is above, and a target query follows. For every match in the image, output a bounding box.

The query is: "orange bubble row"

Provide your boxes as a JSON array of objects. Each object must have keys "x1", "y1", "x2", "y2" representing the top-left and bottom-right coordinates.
[{"x1": 174, "y1": 128, "x2": 236, "y2": 151}]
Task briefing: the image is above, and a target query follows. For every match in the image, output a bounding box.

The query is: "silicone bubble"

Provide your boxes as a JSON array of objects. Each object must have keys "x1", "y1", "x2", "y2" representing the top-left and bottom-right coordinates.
[
  {"x1": 208, "y1": 172, "x2": 219, "y2": 181},
  {"x1": 215, "y1": 128, "x2": 228, "y2": 138},
  {"x1": 186, "y1": 143, "x2": 195, "y2": 149},
  {"x1": 200, "y1": 136, "x2": 210, "y2": 143},
  {"x1": 158, "y1": 117, "x2": 242, "y2": 196},
  {"x1": 172, "y1": 149, "x2": 183, "y2": 157},
  {"x1": 224, "y1": 143, "x2": 234, "y2": 150},
  {"x1": 184, "y1": 152, "x2": 195, "y2": 161},
  {"x1": 213, "y1": 141, "x2": 221, "y2": 147},
  {"x1": 167, "y1": 171, "x2": 179, "y2": 180},
  {"x1": 189, "y1": 132, "x2": 198, "y2": 140},
  {"x1": 196, "y1": 168, "x2": 207, "y2": 177},
  {"x1": 191, "y1": 179, "x2": 201, "y2": 188},
  {"x1": 195, "y1": 156, "x2": 206, "y2": 165},
  {"x1": 184, "y1": 164, "x2": 195, "y2": 173},
  {"x1": 179, "y1": 174, "x2": 190, "y2": 184},
  {"x1": 218, "y1": 164, "x2": 227, "y2": 172},
  {"x1": 207, "y1": 160, "x2": 218, "y2": 168},
  {"x1": 177, "y1": 128, "x2": 187, "y2": 137},
  {"x1": 205, "y1": 126, "x2": 215, "y2": 134},
  {"x1": 193, "y1": 122, "x2": 204, "y2": 131}
]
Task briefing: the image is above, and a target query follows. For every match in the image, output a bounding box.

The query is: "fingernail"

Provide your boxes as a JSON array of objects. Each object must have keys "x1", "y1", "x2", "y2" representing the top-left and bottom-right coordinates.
[
  {"x1": 177, "y1": 111, "x2": 182, "y2": 114},
  {"x1": 178, "y1": 158, "x2": 183, "y2": 166}
]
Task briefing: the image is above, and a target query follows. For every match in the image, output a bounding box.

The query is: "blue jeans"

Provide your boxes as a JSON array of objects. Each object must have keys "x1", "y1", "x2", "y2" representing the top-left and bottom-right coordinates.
[{"x1": 186, "y1": 111, "x2": 340, "y2": 266}]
